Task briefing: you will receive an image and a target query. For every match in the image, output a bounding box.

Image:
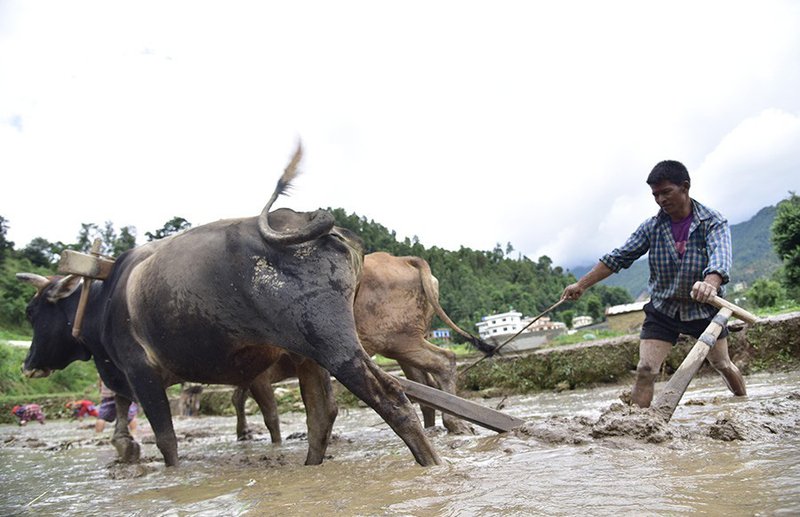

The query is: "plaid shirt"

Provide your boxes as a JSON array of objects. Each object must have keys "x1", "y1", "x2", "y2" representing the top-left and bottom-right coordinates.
[{"x1": 600, "y1": 199, "x2": 732, "y2": 321}]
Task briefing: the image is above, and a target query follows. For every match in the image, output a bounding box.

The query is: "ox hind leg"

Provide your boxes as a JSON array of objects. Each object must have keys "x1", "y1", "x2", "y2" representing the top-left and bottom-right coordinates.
[
  {"x1": 232, "y1": 386, "x2": 281, "y2": 442},
  {"x1": 389, "y1": 339, "x2": 473, "y2": 435},
  {"x1": 399, "y1": 363, "x2": 437, "y2": 428},
  {"x1": 294, "y1": 357, "x2": 338, "y2": 465},
  {"x1": 248, "y1": 355, "x2": 299, "y2": 443},
  {"x1": 233, "y1": 377, "x2": 282, "y2": 443},
  {"x1": 232, "y1": 386, "x2": 251, "y2": 441},
  {"x1": 111, "y1": 394, "x2": 141, "y2": 463},
  {"x1": 325, "y1": 347, "x2": 441, "y2": 466},
  {"x1": 234, "y1": 355, "x2": 298, "y2": 442}
]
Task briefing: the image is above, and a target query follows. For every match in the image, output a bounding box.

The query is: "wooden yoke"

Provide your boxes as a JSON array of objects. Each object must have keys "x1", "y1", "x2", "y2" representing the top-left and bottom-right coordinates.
[{"x1": 57, "y1": 239, "x2": 115, "y2": 339}]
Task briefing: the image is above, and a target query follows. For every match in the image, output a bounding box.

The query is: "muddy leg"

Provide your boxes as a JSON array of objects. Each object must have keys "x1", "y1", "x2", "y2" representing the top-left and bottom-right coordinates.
[
  {"x1": 632, "y1": 339, "x2": 672, "y2": 408},
  {"x1": 129, "y1": 369, "x2": 179, "y2": 467},
  {"x1": 249, "y1": 372, "x2": 282, "y2": 444},
  {"x1": 707, "y1": 337, "x2": 747, "y2": 396},
  {"x1": 111, "y1": 394, "x2": 140, "y2": 463},
  {"x1": 394, "y1": 341, "x2": 472, "y2": 435},
  {"x1": 295, "y1": 358, "x2": 338, "y2": 465},
  {"x1": 232, "y1": 387, "x2": 254, "y2": 441},
  {"x1": 399, "y1": 363, "x2": 436, "y2": 427},
  {"x1": 330, "y1": 352, "x2": 440, "y2": 466}
]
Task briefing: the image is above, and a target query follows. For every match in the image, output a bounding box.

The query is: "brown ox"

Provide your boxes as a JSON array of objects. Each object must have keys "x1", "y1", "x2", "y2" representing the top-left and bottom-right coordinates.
[{"x1": 234, "y1": 251, "x2": 495, "y2": 439}]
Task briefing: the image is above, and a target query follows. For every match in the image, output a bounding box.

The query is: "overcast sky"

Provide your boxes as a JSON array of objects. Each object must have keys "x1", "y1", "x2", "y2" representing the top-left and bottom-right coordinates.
[{"x1": 2, "y1": 1, "x2": 799, "y2": 270}]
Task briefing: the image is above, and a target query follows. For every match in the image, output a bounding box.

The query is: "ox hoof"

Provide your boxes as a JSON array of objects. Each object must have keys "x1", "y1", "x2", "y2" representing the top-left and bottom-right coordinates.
[
  {"x1": 113, "y1": 437, "x2": 141, "y2": 463},
  {"x1": 237, "y1": 428, "x2": 254, "y2": 441},
  {"x1": 444, "y1": 419, "x2": 476, "y2": 436}
]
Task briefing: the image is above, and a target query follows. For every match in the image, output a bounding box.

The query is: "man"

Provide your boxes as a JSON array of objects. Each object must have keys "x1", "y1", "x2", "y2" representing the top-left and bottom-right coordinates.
[
  {"x1": 562, "y1": 160, "x2": 747, "y2": 407},
  {"x1": 94, "y1": 379, "x2": 139, "y2": 434}
]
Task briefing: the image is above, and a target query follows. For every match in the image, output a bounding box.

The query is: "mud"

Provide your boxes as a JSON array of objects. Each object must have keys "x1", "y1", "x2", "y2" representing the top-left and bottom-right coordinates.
[{"x1": 2, "y1": 372, "x2": 800, "y2": 515}]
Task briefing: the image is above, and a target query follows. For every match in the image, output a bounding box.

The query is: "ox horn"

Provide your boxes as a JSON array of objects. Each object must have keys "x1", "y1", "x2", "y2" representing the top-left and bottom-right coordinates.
[
  {"x1": 257, "y1": 141, "x2": 335, "y2": 245},
  {"x1": 16, "y1": 273, "x2": 51, "y2": 291}
]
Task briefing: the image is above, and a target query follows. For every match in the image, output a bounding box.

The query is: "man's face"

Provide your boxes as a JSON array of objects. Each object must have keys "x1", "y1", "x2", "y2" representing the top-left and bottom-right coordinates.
[{"x1": 650, "y1": 180, "x2": 690, "y2": 218}]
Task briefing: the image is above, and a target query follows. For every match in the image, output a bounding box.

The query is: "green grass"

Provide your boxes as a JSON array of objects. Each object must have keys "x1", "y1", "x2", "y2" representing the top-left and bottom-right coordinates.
[
  {"x1": 543, "y1": 329, "x2": 628, "y2": 348},
  {"x1": 751, "y1": 301, "x2": 800, "y2": 317},
  {"x1": 0, "y1": 329, "x2": 31, "y2": 341}
]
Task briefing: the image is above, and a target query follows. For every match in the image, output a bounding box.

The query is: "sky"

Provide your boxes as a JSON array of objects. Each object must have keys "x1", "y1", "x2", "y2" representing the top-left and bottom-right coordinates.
[{"x1": 1, "y1": 1, "x2": 799, "y2": 270}]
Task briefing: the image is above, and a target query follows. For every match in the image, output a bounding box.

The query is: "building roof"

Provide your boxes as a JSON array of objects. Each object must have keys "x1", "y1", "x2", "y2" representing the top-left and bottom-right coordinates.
[{"x1": 605, "y1": 300, "x2": 649, "y2": 316}]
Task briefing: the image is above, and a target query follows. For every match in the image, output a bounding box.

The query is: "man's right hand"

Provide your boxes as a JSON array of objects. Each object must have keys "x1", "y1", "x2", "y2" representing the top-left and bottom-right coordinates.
[
  {"x1": 561, "y1": 261, "x2": 613, "y2": 302},
  {"x1": 562, "y1": 283, "x2": 584, "y2": 301}
]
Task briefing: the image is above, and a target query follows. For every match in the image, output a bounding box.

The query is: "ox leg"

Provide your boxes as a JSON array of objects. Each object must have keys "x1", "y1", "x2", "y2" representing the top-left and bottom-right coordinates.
[
  {"x1": 295, "y1": 358, "x2": 337, "y2": 465},
  {"x1": 232, "y1": 387, "x2": 254, "y2": 441},
  {"x1": 129, "y1": 371, "x2": 179, "y2": 467},
  {"x1": 249, "y1": 373, "x2": 282, "y2": 444},
  {"x1": 329, "y1": 351, "x2": 441, "y2": 466},
  {"x1": 111, "y1": 394, "x2": 141, "y2": 463},
  {"x1": 391, "y1": 340, "x2": 473, "y2": 435},
  {"x1": 399, "y1": 363, "x2": 437, "y2": 428}
]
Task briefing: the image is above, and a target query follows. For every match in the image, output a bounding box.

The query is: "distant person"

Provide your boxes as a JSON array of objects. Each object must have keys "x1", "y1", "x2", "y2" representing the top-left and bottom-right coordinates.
[
  {"x1": 95, "y1": 380, "x2": 139, "y2": 434},
  {"x1": 562, "y1": 160, "x2": 747, "y2": 407},
  {"x1": 12, "y1": 404, "x2": 45, "y2": 426},
  {"x1": 66, "y1": 399, "x2": 98, "y2": 421}
]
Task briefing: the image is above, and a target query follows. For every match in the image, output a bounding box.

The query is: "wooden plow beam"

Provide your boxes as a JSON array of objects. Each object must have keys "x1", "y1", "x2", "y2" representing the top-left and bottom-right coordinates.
[
  {"x1": 652, "y1": 295, "x2": 759, "y2": 421},
  {"x1": 393, "y1": 375, "x2": 525, "y2": 433}
]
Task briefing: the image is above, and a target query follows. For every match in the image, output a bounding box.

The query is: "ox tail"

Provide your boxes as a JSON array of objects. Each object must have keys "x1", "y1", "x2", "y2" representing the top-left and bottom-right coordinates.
[
  {"x1": 409, "y1": 257, "x2": 497, "y2": 357},
  {"x1": 257, "y1": 141, "x2": 336, "y2": 245}
]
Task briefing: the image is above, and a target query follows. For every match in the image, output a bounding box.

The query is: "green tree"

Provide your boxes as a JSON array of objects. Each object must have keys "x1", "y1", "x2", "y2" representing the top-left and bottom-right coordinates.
[
  {"x1": 0, "y1": 215, "x2": 13, "y2": 264},
  {"x1": 72, "y1": 221, "x2": 138, "y2": 257},
  {"x1": 20, "y1": 237, "x2": 57, "y2": 267},
  {"x1": 771, "y1": 192, "x2": 800, "y2": 297},
  {"x1": 559, "y1": 309, "x2": 576, "y2": 329},
  {"x1": 146, "y1": 217, "x2": 192, "y2": 241},
  {"x1": 748, "y1": 279, "x2": 784, "y2": 308},
  {"x1": 113, "y1": 226, "x2": 137, "y2": 256}
]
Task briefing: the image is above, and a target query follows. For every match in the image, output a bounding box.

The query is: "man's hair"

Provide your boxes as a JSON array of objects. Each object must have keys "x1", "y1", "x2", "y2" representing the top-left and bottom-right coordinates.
[{"x1": 647, "y1": 160, "x2": 690, "y2": 186}]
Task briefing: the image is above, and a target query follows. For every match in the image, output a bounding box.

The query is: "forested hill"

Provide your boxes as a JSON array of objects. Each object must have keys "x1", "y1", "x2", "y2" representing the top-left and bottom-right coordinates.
[
  {"x1": 0, "y1": 208, "x2": 634, "y2": 340},
  {"x1": 326, "y1": 208, "x2": 632, "y2": 335},
  {"x1": 569, "y1": 205, "x2": 783, "y2": 299}
]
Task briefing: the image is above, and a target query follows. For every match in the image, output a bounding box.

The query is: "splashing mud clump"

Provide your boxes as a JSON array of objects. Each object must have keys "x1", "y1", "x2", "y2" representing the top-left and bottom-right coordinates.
[
  {"x1": 514, "y1": 415, "x2": 594, "y2": 445},
  {"x1": 706, "y1": 391, "x2": 800, "y2": 441},
  {"x1": 590, "y1": 403, "x2": 673, "y2": 443}
]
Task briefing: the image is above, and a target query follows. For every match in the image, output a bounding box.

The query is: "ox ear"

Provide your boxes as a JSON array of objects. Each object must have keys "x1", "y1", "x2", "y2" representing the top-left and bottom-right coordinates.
[
  {"x1": 47, "y1": 275, "x2": 83, "y2": 302},
  {"x1": 17, "y1": 273, "x2": 51, "y2": 290}
]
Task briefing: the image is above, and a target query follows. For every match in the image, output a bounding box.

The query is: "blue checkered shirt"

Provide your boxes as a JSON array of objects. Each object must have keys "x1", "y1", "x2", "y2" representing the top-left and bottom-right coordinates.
[{"x1": 600, "y1": 199, "x2": 732, "y2": 321}]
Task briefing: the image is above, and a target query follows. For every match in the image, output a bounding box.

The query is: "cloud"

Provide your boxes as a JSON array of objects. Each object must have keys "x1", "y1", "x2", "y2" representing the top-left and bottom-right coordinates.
[{"x1": 694, "y1": 109, "x2": 800, "y2": 223}]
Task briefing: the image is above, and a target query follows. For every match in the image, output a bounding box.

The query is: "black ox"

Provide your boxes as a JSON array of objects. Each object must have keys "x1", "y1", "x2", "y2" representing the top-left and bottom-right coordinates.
[{"x1": 17, "y1": 146, "x2": 440, "y2": 467}]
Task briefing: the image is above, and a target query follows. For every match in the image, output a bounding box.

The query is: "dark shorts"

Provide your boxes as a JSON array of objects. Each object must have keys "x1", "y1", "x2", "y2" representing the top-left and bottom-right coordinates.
[
  {"x1": 98, "y1": 397, "x2": 139, "y2": 422},
  {"x1": 640, "y1": 302, "x2": 729, "y2": 345}
]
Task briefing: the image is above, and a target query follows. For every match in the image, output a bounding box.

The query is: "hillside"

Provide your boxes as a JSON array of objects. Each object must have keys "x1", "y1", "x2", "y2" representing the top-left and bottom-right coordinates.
[{"x1": 569, "y1": 205, "x2": 782, "y2": 299}]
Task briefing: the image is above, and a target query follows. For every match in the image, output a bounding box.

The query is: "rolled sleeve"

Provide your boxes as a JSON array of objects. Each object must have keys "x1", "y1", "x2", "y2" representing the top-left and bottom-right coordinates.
[
  {"x1": 600, "y1": 219, "x2": 652, "y2": 273},
  {"x1": 702, "y1": 218, "x2": 732, "y2": 284}
]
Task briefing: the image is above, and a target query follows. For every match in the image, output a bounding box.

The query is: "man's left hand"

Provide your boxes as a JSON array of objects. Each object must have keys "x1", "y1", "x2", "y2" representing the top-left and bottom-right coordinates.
[{"x1": 691, "y1": 281, "x2": 718, "y2": 303}]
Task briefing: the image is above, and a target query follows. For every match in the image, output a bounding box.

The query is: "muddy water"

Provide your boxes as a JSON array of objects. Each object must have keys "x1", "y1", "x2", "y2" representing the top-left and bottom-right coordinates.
[{"x1": 2, "y1": 370, "x2": 799, "y2": 516}]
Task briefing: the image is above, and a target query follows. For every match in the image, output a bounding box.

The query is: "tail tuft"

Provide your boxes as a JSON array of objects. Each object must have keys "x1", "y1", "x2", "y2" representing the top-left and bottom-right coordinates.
[
  {"x1": 467, "y1": 335, "x2": 496, "y2": 357},
  {"x1": 275, "y1": 141, "x2": 303, "y2": 197}
]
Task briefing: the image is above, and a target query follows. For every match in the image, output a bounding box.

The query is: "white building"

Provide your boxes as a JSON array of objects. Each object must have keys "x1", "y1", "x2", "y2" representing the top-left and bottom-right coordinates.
[
  {"x1": 521, "y1": 315, "x2": 567, "y2": 332},
  {"x1": 475, "y1": 310, "x2": 567, "y2": 340},
  {"x1": 572, "y1": 315, "x2": 593, "y2": 329},
  {"x1": 475, "y1": 310, "x2": 524, "y2": 340}
]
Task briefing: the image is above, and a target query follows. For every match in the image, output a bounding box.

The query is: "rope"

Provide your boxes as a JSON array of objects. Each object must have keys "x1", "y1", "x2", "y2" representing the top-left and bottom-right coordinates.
[{"x1": 459, "y1": 298, "x2": 566, "y2": 377}]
